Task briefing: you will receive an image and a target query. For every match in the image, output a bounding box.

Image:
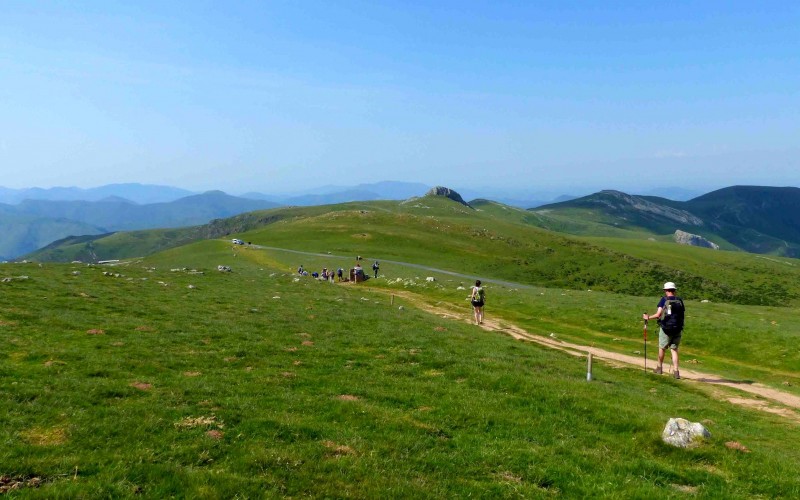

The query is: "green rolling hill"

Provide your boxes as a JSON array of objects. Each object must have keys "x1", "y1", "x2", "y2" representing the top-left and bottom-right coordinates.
[{"x1": 26, "y1": 189, "x2": 800, "y2": 307}]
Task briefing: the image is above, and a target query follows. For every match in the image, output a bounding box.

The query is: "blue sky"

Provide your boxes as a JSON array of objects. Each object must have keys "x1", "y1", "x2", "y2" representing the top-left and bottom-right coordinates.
[{"x1": 1, "y1": 1, "x2": 798, "y2": 196}]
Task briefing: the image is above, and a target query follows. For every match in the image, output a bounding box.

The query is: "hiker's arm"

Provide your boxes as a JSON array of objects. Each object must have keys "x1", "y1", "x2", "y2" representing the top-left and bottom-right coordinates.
[{"x1": 643, "y1": 307, "x2": 663, "y2": 321}]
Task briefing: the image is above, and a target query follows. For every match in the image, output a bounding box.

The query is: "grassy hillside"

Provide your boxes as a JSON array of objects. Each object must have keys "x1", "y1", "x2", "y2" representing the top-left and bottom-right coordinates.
[
  {"x1": 686, "y1": 186, "x2": 800, "y2": 256},
  {"x1": 27, "y1": 195, "x2": 800, "y2": 307},
  {"x1": 3, "y1": 242, "x2": 800, "y2": 497}
]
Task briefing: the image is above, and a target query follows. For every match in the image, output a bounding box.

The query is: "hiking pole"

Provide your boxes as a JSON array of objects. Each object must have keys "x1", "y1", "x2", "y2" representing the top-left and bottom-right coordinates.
[{"x1": 642, "y1": 314, "x2": 648, "y2": 373}]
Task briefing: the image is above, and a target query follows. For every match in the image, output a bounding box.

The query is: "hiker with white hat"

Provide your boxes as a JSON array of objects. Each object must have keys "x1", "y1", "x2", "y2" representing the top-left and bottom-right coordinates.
[{"x1": 643, "y1": 282, "x2": 686, "y2": 379}]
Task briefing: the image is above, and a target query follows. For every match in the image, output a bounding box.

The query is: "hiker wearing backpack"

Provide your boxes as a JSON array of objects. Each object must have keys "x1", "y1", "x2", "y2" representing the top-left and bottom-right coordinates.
[
  {"x1": 470, "y1": 280, "x2": 486, "y2": 325},
  {"x1": 643, "y1": 282, "x2": 685, "y2": 379}
]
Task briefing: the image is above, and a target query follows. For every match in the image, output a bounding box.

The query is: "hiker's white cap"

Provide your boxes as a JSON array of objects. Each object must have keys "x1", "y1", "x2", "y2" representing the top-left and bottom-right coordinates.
[{"x1": 663, "y1": 282, "x2": 677, "y2": 290}]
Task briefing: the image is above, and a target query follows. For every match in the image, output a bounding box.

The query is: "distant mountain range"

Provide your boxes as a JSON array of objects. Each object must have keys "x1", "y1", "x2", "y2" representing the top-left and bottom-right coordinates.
[
  {"x1": 0, "y1": 183, "x2": 196, "y2": 205},
  {"x1": 0, "y1": 191, "x2": 279, "y2": 260},
  {"x1": 5, "y1": 181, "x2": 798, "y2": 261},
  {"x1": 0, "y1": 181, "x2": 575, "y2": 209},
  {"x1": 534, "y1": 185, "x2": 800, "y2": 257}
]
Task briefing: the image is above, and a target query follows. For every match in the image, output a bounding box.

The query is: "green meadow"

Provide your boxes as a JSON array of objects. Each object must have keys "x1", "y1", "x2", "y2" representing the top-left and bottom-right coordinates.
[
  {"x1": 6, "y1": 196, "x2": 800, "y2": 497},
  {"x1": 3, "y1": 236, "x2": 800, "y2": 498}
]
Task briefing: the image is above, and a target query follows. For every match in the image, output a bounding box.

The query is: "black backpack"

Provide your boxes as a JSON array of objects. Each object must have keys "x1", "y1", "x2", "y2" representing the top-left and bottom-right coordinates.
[{"x1": 659, "y1": 296, "x2": 685, "y2": 334}]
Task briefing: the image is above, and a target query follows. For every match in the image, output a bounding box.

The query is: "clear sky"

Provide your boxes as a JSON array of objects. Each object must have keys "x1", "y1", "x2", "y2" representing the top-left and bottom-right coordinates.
[{"x1": 1, "y1": 1, "x2": 798, "y2": 196}]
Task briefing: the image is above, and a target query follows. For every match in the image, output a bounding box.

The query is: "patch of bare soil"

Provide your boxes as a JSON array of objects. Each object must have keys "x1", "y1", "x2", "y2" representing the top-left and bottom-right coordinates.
[
  {"x1": 379, "y1": 289, "x2": 800, "y2": 422},
  {"x1": 206, "y1": 430, "x2": 224, "y2": 440},
  {"x1": 337, "y1": 394, "x2": 360, "y2": 401},
  {"x1": 86, "y1": 329, "x2": 105, "y2": 335},
  {"x1": 672, "y1": 484, "x2": 699, "y2": 494},
  {"x1": 322, "y1": 440, "x2": 355, "y2": 457},
  {"x1": 21, "y1": 426, "x2": 67, "y2": 446},
  {"x1": 130, "y1": 382, "x2": 152, "y2": 391},
  {"x1": 725, "y1": 441, "x2": 751, "y2": 453}
]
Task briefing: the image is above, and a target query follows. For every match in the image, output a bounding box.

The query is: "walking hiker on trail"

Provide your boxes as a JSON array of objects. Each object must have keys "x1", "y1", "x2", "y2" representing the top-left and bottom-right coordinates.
[
  {"x1": 372, "y1": 261, "x2": 380, "y2": 278},
  {"x1": 469, "y1": 280, "x2": 486, "y2": 325},
  {"x1": 643, "y1": 281, "x2": 685, "y2": 379}
]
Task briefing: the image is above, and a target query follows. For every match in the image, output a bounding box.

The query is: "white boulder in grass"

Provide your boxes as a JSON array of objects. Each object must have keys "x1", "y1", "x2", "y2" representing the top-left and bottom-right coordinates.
[{"x1": 662, "y1": 418, "x2": 711, "y2": 448}]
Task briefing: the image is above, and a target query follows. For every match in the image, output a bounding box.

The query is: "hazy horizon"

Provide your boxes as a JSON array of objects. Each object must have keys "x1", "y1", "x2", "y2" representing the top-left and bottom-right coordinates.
[{"x1": 2, "y1": 2, "x2": 798, "y2": 194}]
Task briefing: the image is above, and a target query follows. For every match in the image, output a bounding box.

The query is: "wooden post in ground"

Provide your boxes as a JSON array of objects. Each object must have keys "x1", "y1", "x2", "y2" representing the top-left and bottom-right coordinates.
[
  {"x1": 587, "y1": 353, "x2": 593, "y2": 382},
  {"x1": 391, "y1": 294, "x2": 395, "y2": 306}
]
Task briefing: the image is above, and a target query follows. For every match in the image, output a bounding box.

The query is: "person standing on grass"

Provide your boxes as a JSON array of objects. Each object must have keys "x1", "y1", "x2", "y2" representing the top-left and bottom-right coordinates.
[
  {"x1": 470, "y1": 280, "x2": 486, "y2": 325},
  {"x1": 643, "y1": 281, "x2": 685, "y2": 379},
  {"x1": 372, "y1": 261, "x2": 380, "y2": 278}
]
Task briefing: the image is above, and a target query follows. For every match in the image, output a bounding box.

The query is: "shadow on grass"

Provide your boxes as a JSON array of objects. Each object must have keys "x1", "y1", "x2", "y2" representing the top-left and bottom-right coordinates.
[{"x1": 696, "y1": 378, "x2": 756, "y2": 385}]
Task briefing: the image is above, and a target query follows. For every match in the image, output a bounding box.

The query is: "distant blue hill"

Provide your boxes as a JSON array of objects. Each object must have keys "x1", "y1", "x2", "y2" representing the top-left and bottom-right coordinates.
[
  {"x1": 241, "y1": 181, "x2": 432, "y2": 205},
  {"x1": 0, "y1": 191, "x2": 279, "y2": 259},
  {"x1": 0, "y1": 183, "x2": 196, "y2": 204}
]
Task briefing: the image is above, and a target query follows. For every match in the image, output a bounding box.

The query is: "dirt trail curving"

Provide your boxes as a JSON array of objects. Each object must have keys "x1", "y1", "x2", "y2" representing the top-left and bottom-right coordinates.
[
  {"x1": 248, "y1": 244, "x2": 800, "y2": 421},
  {"x1": 383, "y1": 289, "x2": 800, "y2": 423}
]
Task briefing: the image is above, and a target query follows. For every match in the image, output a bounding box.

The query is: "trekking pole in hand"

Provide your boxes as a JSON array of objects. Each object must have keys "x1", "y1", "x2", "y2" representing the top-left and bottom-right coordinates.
[{"x1": 642, "y1": 314, "x2": 648, "y2": 373}]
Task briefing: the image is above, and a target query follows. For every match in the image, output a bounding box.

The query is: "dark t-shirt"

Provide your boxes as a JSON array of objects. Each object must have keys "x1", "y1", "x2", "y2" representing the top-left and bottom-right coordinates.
[{"x1": 657, "y1": 295, "x2": 682, "y2": 308}]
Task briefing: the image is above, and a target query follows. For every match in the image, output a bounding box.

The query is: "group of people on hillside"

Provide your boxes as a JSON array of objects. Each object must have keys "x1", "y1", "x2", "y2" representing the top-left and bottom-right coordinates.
[
  {"x1": 296, "y1": 257, "x2": 380, "y2": 283},
  {"x1": 298, "y1": 265, "x2": 344, "y2": 282}
]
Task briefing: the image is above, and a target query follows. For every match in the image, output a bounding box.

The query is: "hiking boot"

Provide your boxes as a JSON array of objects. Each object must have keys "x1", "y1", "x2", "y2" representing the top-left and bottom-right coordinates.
[
  {"x1": 674, "y1": 370, "x2": 681, "y2": 380},
  {"x1": 653, "y1": 366, "x2": 662, "y2": 375}
]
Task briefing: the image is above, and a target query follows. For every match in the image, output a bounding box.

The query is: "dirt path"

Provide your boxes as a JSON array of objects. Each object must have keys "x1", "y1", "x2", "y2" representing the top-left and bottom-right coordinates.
[
  {"x1": 249, "y1": 244, "x2": 800, "y2": 421},
  {"x1": 383, "y1": 289, "x2": 800, "y2": 422}
]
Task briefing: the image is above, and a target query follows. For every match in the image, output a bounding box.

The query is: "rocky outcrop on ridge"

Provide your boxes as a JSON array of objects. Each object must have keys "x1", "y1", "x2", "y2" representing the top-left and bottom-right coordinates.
[
  {"x1": 425, "y1": 186, "x2": 471, "y2": 208},
  {"x1": 597, "y1": 191, "x2": 705, "y2": 226},
  {"x1": 674, "y1": 230, "x2": 719, "y2": 250}
]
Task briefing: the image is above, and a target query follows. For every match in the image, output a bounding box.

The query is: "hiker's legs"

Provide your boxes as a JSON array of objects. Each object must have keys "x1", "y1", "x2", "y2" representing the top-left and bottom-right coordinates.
[
  {"x1": 477, "y1": 306, "x2": 484, "y2": 324},
  {"x1": 670, "y1": 347, "x2": 679, "y2": 372}
]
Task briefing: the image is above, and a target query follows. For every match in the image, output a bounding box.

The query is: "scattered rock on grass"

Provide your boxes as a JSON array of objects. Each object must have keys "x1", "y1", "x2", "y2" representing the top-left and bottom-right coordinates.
[{"x1": 662, "y1": 418, "x2": 711, "y2": 448}]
